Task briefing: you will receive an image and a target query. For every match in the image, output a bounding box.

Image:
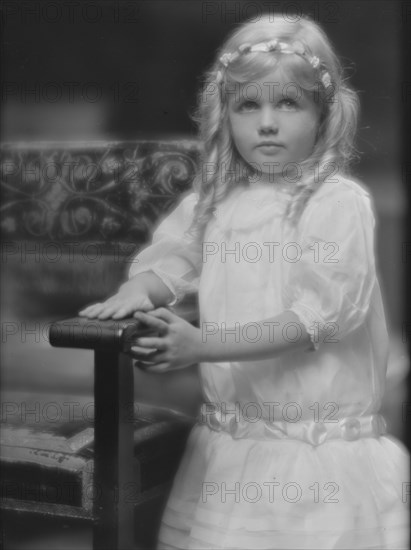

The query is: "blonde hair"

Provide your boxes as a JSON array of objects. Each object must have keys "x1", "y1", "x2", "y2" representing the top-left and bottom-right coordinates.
[{"x1": 185, "y1": 14, "x2": 359, "y2": 243}]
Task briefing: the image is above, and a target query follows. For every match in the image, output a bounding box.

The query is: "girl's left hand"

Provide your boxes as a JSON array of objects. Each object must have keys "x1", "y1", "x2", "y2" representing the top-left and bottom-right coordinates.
[{"x1": 130, "y1": 308, "x2": 202, "y2": 373}]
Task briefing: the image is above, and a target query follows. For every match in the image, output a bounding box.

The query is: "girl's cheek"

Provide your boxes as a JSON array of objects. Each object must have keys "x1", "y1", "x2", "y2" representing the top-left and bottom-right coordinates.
[{"x1": 299, "y1": 115, "x2": 320, "y2": 139}]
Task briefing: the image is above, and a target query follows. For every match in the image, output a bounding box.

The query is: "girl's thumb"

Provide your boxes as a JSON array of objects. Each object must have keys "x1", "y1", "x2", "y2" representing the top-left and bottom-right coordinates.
[{"x1": 138, "y1": 296, "x2": 155, "y2": 311}]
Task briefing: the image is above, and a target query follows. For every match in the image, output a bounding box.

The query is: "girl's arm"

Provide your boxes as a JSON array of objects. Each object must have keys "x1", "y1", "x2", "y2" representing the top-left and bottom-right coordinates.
[
  {"x1": 133, "y1": 272, "x2": 176, "y2": 307},
  {"x1": 131, "y1": 308, "x2": 312, "y2": 373},
  {"x1": 128, "y1": 191, "x2": 201, "y2": 308},
  {"x1": 197, "y1": 310, "x2": 312, "y2": 362},
  {"x1": 79, "y1": 271, "x2": 175, "y2": 319},
  {"x1": 80, "y1": 192, "x2": 201, "y2": 319}
]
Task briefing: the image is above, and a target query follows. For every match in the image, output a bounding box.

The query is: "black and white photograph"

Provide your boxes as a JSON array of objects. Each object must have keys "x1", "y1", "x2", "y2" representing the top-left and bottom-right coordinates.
[{"x1": 1, "y1": 1, "x2": 410, "y2": 549}]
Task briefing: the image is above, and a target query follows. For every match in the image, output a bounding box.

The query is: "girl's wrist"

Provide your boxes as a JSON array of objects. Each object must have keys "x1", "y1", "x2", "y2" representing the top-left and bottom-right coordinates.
[
  {"x1": 196, "y1": 325, "x2": 211, "y2": 363},
  {"x1": 196, "y1": 324, "x2": 220, "y2": 363},
  {"x1": 128, "y1": 271, "x2": 174, "y2": 307}
]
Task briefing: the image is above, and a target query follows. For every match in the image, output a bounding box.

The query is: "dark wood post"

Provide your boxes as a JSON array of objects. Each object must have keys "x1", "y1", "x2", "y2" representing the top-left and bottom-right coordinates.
[
  {"x1": 49, "y1": 317, "x2": 153, "y2": 550},
  {"x1": 93, "y1": 350, "x2": 136, "y2": 550}
]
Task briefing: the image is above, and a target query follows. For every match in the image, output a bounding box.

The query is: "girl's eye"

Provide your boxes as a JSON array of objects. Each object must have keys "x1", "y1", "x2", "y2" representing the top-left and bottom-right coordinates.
[
  {"x1": 236, "y1": 99, "x2": 298, "y2": 112},
  {"x1": 278, "y1": 98, "x2": 298, "y2": 110},
  {"x1": 239, "y1": 100, "x2": 258, "y2": 111}
]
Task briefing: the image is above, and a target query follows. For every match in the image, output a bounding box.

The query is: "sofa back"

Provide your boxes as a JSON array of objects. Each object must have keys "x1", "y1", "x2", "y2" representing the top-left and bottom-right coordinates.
[{"x1": 1, "y1": 140, "x2": 201, "y2": 318}]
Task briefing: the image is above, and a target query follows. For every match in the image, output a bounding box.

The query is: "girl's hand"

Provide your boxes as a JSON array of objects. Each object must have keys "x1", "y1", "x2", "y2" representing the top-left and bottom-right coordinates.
[
  {"x1": 79, "y1": 280, "x2": 155, "y2": 320},
  {"x1": 130, "y1": 308, "x2": 202, "y2": 373}
]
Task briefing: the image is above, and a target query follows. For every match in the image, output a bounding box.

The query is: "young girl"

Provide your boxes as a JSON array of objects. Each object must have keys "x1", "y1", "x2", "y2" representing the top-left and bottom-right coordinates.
[{"x1": 80, "y1": 15, "x2": 409, "y2": 550}]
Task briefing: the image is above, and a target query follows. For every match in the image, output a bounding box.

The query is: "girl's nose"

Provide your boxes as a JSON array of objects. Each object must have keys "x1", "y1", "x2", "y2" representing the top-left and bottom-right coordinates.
[{"x1": 259, "y1": 106, "x2": 279, "y2": 133}]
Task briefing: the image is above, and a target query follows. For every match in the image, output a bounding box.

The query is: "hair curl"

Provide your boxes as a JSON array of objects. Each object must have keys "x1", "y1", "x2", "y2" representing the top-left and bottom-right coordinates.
[{"x1": 184, "y1": 14, "x2": 360, "y2": 244}]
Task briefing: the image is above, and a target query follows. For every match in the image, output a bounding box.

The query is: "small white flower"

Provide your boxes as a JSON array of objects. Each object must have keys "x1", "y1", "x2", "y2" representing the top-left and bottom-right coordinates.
[
  {"x1": 292, "y1": 41, "x2": 305, "y2": 55},
  {"x1": 238, "y1": 42, "x2": 252, "y2": 54},
  {"x1": 322, "y1": 72, "x2": 332, "y2": 88},
  {"x1": 219, "y1": 53, "x2": 232, "y2": 67},
  {"x1": 311, "y1": 56, "x2": 320, "y2": 69},
  {"x1": 250, "y1": 42, "x2": 269, "y2": 52},
  {"x1": 278, "y1": 41, "x2": 294, "y2": 54},
  {"x1": 266, "y1": 39, "x2": 278, "y2": 51}
]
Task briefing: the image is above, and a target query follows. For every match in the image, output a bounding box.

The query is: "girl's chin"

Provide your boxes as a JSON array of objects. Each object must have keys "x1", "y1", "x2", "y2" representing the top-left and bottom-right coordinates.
[
  {"x1": 251, "y1": 168, "x2": 286, "y2": 182},
  {"x1": 250, "y1": 158, "x2": 309, "y2": 182}
]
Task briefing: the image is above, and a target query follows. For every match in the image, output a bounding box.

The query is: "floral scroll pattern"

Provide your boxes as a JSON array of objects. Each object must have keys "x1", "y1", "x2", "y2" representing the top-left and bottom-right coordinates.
[{"x1": 0, "y1": 140, "x2": 201, "y2": 244}]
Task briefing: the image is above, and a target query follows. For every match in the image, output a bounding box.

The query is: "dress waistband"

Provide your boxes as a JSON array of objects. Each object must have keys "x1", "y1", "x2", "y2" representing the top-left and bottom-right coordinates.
[{"x1": 196, "y1": 403, "x2": 387, "y2": 446}]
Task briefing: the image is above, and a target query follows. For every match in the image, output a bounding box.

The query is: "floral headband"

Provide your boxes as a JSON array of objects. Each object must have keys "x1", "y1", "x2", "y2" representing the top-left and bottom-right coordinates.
[{"x1": 215, "y1": 39, "x2": 332, "y2": 90}]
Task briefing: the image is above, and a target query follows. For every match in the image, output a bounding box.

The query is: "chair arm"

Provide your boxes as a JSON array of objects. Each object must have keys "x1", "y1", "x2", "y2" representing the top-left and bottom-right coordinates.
[
  {"x1": 48, "y1": 296, "x2": 199, "y2": 352},
  {"x1": 48, "y1": 316, "x2": 154, "y2": 352}
]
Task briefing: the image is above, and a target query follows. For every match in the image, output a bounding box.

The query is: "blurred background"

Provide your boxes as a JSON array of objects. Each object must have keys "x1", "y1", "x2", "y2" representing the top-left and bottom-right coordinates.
[{"x1": 1, "y1": 0, "x2": 408, "y2": 436}]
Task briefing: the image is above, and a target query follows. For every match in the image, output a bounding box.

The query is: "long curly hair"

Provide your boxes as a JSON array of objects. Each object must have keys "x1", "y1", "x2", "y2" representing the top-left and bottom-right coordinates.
[{"x1": 184, "y1": 14, "x2": 359, "y2": 244}]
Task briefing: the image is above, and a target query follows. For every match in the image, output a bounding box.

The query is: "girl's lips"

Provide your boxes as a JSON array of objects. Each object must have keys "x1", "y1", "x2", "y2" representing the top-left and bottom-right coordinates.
[
  {"x1": 256, "y1": 142, "x2": 283, "y2": 147},
  {"x1": 256, "y1": 144, "x2": 284, "y2": 154}
]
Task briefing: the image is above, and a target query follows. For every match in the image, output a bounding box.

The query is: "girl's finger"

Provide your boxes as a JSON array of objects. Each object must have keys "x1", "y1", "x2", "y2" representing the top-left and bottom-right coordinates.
[
  {"x1": 132, "y1": 297, "x2": 155, "y2": 312},
  {"x1": 133, "y1": 351, "x2": 168, "y2": 370},
  {"x1": 97, "y1": 304, "x2": 124, "y2": 319},
  {"x1": 129, "y1": 344, "x2": 158, "y2": 356},
  {"x1": 133, "y1": 311, "x2": 169, "y2": 332},
  {"x1": 145, "y1": 307, "x2": 176, "y2": 323},
  {"x1": 130, "y1": 346, "x2": 169, "y2": 359},
  {"x1": 111, "y1": 306, "x2": 134, "y2": 319},
  {"x1": 79, "y1": 304, "x2": 102, "y2": 316},
  {"x1": 133, "y1": 337, "x2": 167, "y2": 349},
  {"x1": 142, "y1": 362, "x2": 170, "y2": 373}
]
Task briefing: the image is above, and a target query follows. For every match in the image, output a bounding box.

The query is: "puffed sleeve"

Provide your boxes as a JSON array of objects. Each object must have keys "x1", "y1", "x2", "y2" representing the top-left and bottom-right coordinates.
[
  {"x1": 128, "y1": 191, "x2": 202, "y2": 306},
  {"x1": 283, "y1": 184, "x2": 378, "y2": 351}
]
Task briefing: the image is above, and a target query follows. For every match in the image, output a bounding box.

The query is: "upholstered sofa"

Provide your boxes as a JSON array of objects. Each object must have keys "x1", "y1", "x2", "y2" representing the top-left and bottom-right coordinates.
[{"x1": 0, "y1": 140, "x2": 205, "y2": 549}]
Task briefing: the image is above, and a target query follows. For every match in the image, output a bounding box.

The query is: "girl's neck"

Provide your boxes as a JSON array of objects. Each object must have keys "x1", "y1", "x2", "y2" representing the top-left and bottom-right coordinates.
[{"x1": 247, "y1": 172, "x2": 295, "y2": 193}]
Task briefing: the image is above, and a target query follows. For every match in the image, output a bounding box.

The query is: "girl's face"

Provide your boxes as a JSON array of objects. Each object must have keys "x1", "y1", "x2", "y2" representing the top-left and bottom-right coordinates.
[{"x1": 227, "y1": 68, "x2": 321, "y2": 183}]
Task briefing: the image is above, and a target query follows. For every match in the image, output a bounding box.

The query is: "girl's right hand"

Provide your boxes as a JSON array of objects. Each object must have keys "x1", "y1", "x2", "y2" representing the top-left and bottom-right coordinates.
[{"x1": 79, "y1": 280, "x2": 155, "y2": 320}]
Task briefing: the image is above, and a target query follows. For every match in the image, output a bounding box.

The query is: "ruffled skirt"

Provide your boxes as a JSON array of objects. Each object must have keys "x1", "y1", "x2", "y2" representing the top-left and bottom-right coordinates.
[{"x1": 156, "y1": 423, "x2": 409, "y2": 550}]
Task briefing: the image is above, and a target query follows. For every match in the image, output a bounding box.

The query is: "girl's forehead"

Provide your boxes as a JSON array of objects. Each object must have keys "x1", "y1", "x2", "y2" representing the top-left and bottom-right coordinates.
[
  {"x1": 238, "y1": 65, "x2": 307, "y2": 92},
  {"x1": 227, "y1": 66, "x2": 312, "y2": 104}
]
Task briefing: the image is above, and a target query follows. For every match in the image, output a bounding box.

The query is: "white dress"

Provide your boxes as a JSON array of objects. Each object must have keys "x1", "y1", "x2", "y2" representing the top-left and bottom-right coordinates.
[{"x1": 129, "y1": 177, "x2": 409, "y2": 550}]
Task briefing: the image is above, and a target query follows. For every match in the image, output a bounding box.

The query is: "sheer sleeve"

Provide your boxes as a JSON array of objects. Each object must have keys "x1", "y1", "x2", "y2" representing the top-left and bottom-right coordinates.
[
  {"x1": 128, "y1": 191, "x2": 202, "y2": 306},
  {"x1": 283, "y1": 183, "x2": 378, "y2": 351}
]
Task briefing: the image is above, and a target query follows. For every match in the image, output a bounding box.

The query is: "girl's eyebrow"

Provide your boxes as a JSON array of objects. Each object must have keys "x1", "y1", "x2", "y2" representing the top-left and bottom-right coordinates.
[{"x1": 235, "y1": 95, "x2": 300, "y2": 104}]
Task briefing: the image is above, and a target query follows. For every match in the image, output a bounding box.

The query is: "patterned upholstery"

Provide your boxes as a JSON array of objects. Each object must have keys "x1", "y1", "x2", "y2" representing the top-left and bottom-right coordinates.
[
  {"x1": 1, "y1": 140, "x2": 200, "y2": 241},
  {"x1": 1, "y1": 140, "x2": 201, "y2": 315}
]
